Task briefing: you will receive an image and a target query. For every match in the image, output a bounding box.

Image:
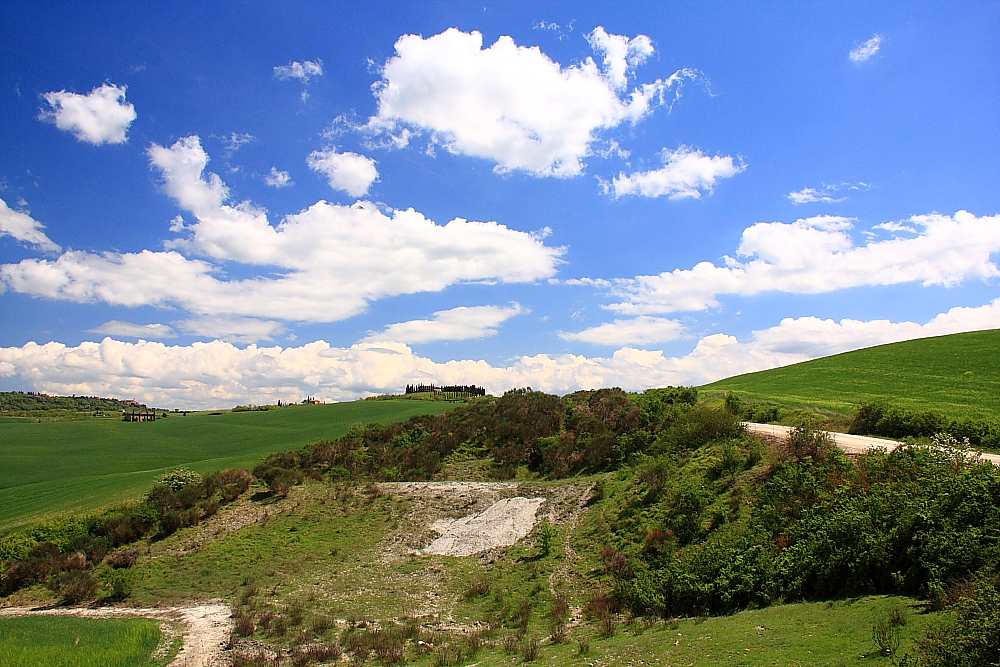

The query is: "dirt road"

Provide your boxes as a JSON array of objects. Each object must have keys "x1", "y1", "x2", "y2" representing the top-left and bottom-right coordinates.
[{"x1": 745, "y1": 422, "x2": 1000, "y2": 466}]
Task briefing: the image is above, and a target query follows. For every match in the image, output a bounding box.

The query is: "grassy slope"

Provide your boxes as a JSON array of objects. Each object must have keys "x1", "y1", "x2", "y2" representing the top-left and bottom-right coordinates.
[
  {"x1": 701, "y1": 329, "x2": 1000, "y2": 420},
  {"x1": 0, "y1": 616, "x2": 168, "y2": 667},
  {"x1": 0, "y1": 400, "x2": 453, "y2": 531},
  {"x1": 116, "y1": 480, "x2": 938, "y2": 666}
]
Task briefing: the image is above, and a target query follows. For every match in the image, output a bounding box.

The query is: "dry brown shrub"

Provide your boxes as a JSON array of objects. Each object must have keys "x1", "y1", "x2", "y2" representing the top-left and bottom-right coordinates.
[
  {"x1": 107, "y1": 549, "x2": 139, "y2": 569},
  {"x1": 234, "y1": 613, "x2": 255, "y2": 637}
]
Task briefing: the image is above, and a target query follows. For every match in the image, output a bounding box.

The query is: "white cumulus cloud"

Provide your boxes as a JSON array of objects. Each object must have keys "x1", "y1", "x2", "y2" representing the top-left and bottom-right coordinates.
[
  {"x1": 607, "y1": 146, "x2": 744, "y2": 199},
  {"x1": 40, "y1": 83, "x2": 137, "y2": 145},
  {"x1": 365, "y1": 304, "x2": 526, "y2": 344},
  {"x1": 597, "y1": 211, "x2": 1000, "y2": 314},
  {"x1": 306, "y1": 148, "x2": 378, "y2": 197},
  {"x1": 88, "y1": 321, "x2": 176, "y2": 339},
  {"x1": 3, "y1": 300, "x2": 996, "y2": 410},
  {"x1": 366, "y1": 27, "x2": 699, "y2": 177},
  {"x1": 0, "y1": 198, "x2": 60, "y2": 251},
  {"x1": 273, "y1": 60, "x2": 324, "y2": 82},
  {"x1": 0, "y1": 137, "x2": 562, "y2": 334},
  {"x1": 265, "y1": 167, "x2": 293, "y2": 188},
  {"x1": 850, "y1": 34, "x2": 883, "y2": 63},
  {"x1": 560, "y1": 315, "x2": 685, "y2": 345}
]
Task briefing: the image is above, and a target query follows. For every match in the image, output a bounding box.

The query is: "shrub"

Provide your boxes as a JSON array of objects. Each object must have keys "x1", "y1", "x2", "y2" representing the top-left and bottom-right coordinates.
[
  {"x1": 235, "y1": 613, "x2": 255, "y2": 637},
  {"x1": 201, "y1": 497, "x2": 221, "y2": 517},
  {"x1": 465, "y1": 630, "x2": 484, "y2": 657},
  {"x1": 311, "y1": 615, "x2": 333, "y2": 634},
  {"x1": 550, "y1": 595, "x2": 570, "y2": 626},
  {"x1": 102, "y1": 568, "x2": 133, "y2": 601},
  {"x1": 521, "y1": 636, "x2": 539, "y2": 661},
  {"x1": 288, "y1": 602, "x2": 304, "y2": 626},
  {"x1": 48, "y1": 569, "x2": 99, "y2": 604},
  {"x1": 463, "y1": 575, "x2": 491, "y2": 598},
  {"x1": 913, "y1": 570, "x2": 1000, "y2": 666},
  {"x1": 258, "y1": 467, "x2": 302, "y2": 497},
  {"x1": 597, "y1": 613, "x2": 617, "y2": 638},
  {"x1": 231, "y1": 649, "x2": 279, "y2": 667},
  {"x1": 599, "y1": 545, "x2": 630, "y2": 579},
  {"x1": 154, "y1": 466, "x2": 203, "y2": 492},
  {"x1": 783, "y1": 426, "x2": 835, "y2": 463},
  {"x1": 658, "y1": 406, "x2": 745, "y2": 453},
  {"x1": 872, "y1": 618, "x2": 900, "y2": 656},
  {"x1": 536, "y1": 519, "x2": 556, "y2": 557}
]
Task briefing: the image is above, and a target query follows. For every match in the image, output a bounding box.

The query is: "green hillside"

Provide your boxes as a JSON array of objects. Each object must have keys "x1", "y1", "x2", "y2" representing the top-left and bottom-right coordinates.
[
  {"x1": 0, "y1": 400, "x2": 454, "y2": 531},
  {"x1": 701, "y1": 329, "x2": 1000, "y2": 420}
]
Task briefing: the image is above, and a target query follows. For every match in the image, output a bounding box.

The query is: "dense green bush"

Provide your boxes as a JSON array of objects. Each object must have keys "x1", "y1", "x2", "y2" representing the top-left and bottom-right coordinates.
[
  {"x1": 608, "y1": 437, "x2": 1000, "y2": 619},
  {"x1": 901, "y1": 568, "x2": 1000, "y2": 667},
  {"x1": 850, "y1": 402, "x2": 1000, "y2": 450},
  {"x1": 253, "y1": 386, "x2": 702, "y2": 484}
]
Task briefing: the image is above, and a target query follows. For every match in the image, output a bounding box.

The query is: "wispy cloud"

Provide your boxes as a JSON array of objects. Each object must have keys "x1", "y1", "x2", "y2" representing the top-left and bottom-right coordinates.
[
  {"x1": 605, "y1": 146, "x2": 744, "y2": 199},
  {"x1": 0, "y1": 198, "x2": 61, "y2": 251},
  {"x1": 273, "y1": 59, "x2": 324, "y2": 83},
  {"x1": 219, "y1": 132, "x2": 255, "y2": 157},
  {"x1": 364, "y1": 304, "x2": 526, "y2": 344},
  {"x1": 560, "y1": 315, "x2": 685, "y2": 345},
  {"x1": 89, "y1": 321, "x2": 175, "y2": 339},
  {"x1": 788, "y1": 182, "x2": 869, "y2": 204},
  {"x1": 850, "y1": 34, "x2": 883, "y2": 63}
]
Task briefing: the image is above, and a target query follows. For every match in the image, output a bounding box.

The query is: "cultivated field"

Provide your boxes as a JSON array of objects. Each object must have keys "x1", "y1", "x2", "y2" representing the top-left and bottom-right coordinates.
[
  {"x1": 701, "y1": 329, "x2": 1000, "y2": 419},
  {"x1": 0, "y1": 400, "x2": 454, "y2": 531},
  {"x1": 0, "y1": 615, "x2": 169, "y2": 667}
]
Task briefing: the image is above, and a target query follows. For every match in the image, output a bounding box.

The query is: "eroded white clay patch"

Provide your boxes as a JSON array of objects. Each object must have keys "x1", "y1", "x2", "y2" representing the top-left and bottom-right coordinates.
[{"x1": 423, "y1": 496, "x2": 545, "y2": 556}]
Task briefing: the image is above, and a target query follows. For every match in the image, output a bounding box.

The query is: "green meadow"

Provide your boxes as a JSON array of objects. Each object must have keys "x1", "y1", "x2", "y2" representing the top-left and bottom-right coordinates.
[
  {"x1": 701, "y1": 329, "x2": 1000, "y2": 420},
  {"x1": 0, "y1": 615, "x2": 170, "y2": 667},
  {"x1": 0, "y1": 400, "x2": 453, "y2": 531}
]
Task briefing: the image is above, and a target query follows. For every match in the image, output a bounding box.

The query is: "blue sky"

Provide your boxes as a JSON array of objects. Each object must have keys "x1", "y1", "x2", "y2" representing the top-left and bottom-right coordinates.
[{"x1": 0, "y1": 1, "x2": 997, "y2": 408}]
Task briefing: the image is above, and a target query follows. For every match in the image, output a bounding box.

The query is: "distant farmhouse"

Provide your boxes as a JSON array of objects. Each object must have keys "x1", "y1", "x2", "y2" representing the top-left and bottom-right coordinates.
[{"x1": 405, "y1": 384, "x2": 486, "y2": 398}]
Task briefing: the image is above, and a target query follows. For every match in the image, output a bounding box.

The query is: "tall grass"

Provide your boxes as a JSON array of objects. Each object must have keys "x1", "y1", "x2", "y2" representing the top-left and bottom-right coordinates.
[{"x1": 0, "y1": 616, "x2": 163, "y2": 667}]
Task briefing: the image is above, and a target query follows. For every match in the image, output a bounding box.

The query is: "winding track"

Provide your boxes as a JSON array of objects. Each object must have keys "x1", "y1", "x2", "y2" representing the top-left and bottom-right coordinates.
[{"x1": 745, "y1": 422, "x2": 1000, "y2": 466}]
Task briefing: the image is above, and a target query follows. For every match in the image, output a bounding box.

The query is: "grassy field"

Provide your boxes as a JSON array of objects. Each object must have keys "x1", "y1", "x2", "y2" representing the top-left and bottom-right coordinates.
[
  {"x1": 0, "y1": 400, "x2": 454, "y2": 531},
  {"x1": 702, "y1": 329, "x2": 1000, "y2": 420},
  {"x1": 464, "y1": 596, "x2": 939, "y2": 667},
  {"x1": 0, "y1": 615, "x2": 169, "y2": 667}
]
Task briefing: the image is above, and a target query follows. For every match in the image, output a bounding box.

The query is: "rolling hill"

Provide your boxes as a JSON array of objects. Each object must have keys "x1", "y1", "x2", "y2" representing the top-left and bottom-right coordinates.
[
  {"x1": 0, "y1": 400, "x2": 455, "y2": 531},
  {"x1": 700, "y1": 329, "x2": 1000, "y2": 420}
]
